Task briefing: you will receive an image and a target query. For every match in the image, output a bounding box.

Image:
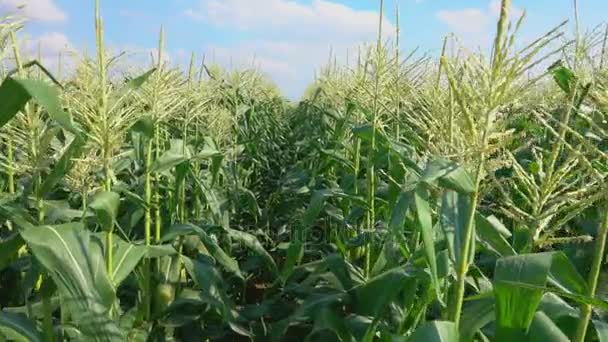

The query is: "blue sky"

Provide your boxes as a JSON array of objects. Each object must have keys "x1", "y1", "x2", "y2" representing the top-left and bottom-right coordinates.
[{"x1": 2, "y1": 0, "x2": 606, "y2": 98}]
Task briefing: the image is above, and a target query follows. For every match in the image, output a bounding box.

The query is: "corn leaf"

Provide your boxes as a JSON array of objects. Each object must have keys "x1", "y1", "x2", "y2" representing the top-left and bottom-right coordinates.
[
  {"x1": 414, "y1": 184, "x2": 440, "y2": 300},
  {"x1": 0, "y1": 77, "x2": 77, "y2": 132},
  {"x1": 527, "y1": 311, "x2": 569, "y2": 341},
  {"x1": 493, "y1": 252, "x2": 553, "y2": 340},
  {"x1": 88, "y1": 191, "x2": 121, "y2": 232},
  {"x1": 0, "y1": 232, "x2": 25, "y2": 270},
  {"x1": 352, "y1": 267, "x2": 413, "y2": 317},
  {"x1": 0, "y1": 311, "x2": 42, "y2": 342},
  {"x1": 409, "y1": 320, "x2": 459, "y2": 342},
  {"x1": 20, "y1": 223, "x2": 122, "y2": 341}
]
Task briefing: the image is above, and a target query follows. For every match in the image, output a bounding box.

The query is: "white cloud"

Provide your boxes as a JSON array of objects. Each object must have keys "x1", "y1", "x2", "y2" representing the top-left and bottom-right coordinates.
[
  {"x1": 436, "y1": 1, "x2": 525, "y2": 48},
  {"x1": 184, "y1": 0, "x2": 394, "y2": 98},
  {"x1": 185, "y1": 0, "x2": 395, "y2": 41},
  {"x1": 8, "y1": 32, "x2": 76, "y2": 77},
  {"x1": 22, "y1": 32, "x2": 74, "y2": 58},
  {"x1": 1, "y1": 0, "x2": 67, "y2": 22},
  {"x1": 436, "y1": 8, "x2": 489, "y2": 34}
]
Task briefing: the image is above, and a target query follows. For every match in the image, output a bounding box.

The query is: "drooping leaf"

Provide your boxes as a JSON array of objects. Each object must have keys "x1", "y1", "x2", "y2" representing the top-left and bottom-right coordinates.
[
  {"x1": 352, "y1": 267, "x2": 413, "y2": 317},
  {"x1": 0, "y1": 77, "x2": 30, "y2": 128},
  {"x1": 280, "y1": 241, "x2": 304, "y2": 283},
  {"x1": 323, "y1": 254, "x2": 355, "y2": 291},
  {"x1": 0, "y1": 77, "x2": 77, "y2": 133},
  {"x1": 498, "y1": 281, "x2": 608, "y2": 311},
  {"x1": 594, "y1": 320, "x2": 608, "y2": 342},
  {"x1": 527, "y1": 311, "x2": 569, "y2": 341},
  {"x1": 0, "y1": 311, "x2": 42, "y2": 342},
  {"x1": 459, "y1": 297, "x2": 494, "y2": 342},
  {"x1": 548, "y1": 252, "x2": 588, "y2": 295},
  {"x1": 20, "y1": 223, "x2": 122, "y2": 341},
  {"x1": 3, "y1": 296, "x2": 61, "y2": 320},
  {"x1": 39, "y1": 135, "x2": 87, "y2": 196},
  {"x1": 150, "y1": 148, "x2": 188, "y2": 174},
  {"x1": 130, "y1": 115, "x2": 154, "y2": 139},
  {"x1": 145, "y1": 245, "x2": 177, "y2": 258},
  {"x1": 0, "y1": 232, "x2": 25, "y2": 270},
  {"x1": 163, "y1": 224, "x2": 241, "y2": 278},
  {"x1": 125, "y1": 68, "x2": 156, "y2": 90},
  {"x1": 310, "y1": 306, "x2": 353, "y2": 342},
  {"x1": 441, "y1": 191, "x2": 473, "y2": 266},
  {"x1": 475, "y1": 214, "x2": 515, "y2": 257},
  {"x1": 538, "y1": 292, "x2": 578, "y2": 321},
  {"x1": 182, "y1": 257, "x2": 251, "y2": 337},
  {"x1": 549, "y1": 63, "x2": 576, "y2": 94},
  {"x1": 303, "y1": 190, "x2": 329, "y2": 231},
  {"x1": 88, "y1": 191, "x2": 120, "y2": 232},
  {"x1": 110, "y1": 237, "x2": 147, "y2": 287},
  {"x1": 273, "y1": 290, "x2": 347, "y2": 339},
  {"x1": 493, "y1": 252, "x2": 553, "y2": 340},
  {"x1": 352, "y1": 123, "x2": 386, "y2": 144},
  {"x1": 389, "y1": 190, "x2": 412, "y2": 234},
  {"x1": 413, "y1": 185, "x2": 440, "y2": 299},
  {"x1": 158, "y1": 289, "x2": 205, "y2": 327},
  {"x1": 225, "y1": 228, "x2": 277, "y2": 275},
  {"x1": 421, "y1": 159, "x2": 474, "y2": 194},
  {"x1": 409, "y1": 320, "x2": 459, "y2": 342}
]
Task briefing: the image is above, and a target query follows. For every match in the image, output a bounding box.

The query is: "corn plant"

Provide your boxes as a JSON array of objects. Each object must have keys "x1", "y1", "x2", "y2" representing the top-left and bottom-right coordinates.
[{"x1": 1, "y1": 0, "x2": 608, "y2": 341}]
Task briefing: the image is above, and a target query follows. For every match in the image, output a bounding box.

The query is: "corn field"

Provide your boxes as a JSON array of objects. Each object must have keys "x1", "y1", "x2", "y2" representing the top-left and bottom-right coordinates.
[{"x1": 1, "y1": 0, "x2": 608, "y2": 341}]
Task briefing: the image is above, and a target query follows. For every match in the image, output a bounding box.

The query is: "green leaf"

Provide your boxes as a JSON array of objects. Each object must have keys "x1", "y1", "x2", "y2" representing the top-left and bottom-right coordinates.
[
  {"x1": 549, "y1": 63, "x2": 576, "y2": 94},
  {"x1": 130, "y1": 116, "x2": 155, "y2": 138},
  {"x1": 3, "y1": 297, "x2": 61, "y2": 320},
  {"x1": 389, "y1": 190, "x2": 412, "y2": 234},
  {"x1": 125, "y1": 68, "x2": 156, "y2": 89},
  {"x1": 225, "y1": 228, "x2": 277, "y2": 275},
  {"x1": 409, "y1": 321, "x2": 459, "y2": 342},
  {"x1": 158, "y1": 289, "x2": 205, "y2": 327},
  {"x1": 548, "y1": 252, "x2": 588, "y2": 295},
  {"x1": 39, "y1": 135, "x2": 87, "y2": 196},
  {"x1": 475, "y1": 214, "x2": 516, "y2": 257},
  {"x1": 414, "y1": 185, "x2": 440, "y2": 299},
  {"x1": 498, "y1": 281, "x2": 608, "y2": 311},
  {"x1": 594, "y1": 320, "x2": 608, "y2": 342},
  {"x1": 160, "y1": 223, "x2": 207, "y2": 243},
  {"x1": 163, "y1": 224, "x2": 242, "y2": 278},
  {"x1": 273, "y1": 290, "x2": 347, "y2": 339},
  {"x1": 88, "y1": 191, "x2": 120, "y2": 232},
  {"x1": 20, "y1": 223, "x2": 122, "y2": 341},
  {"x1": 110, "y1": 237, "x2": 147, "y2": 287},
  {"x1": 352, "y1": 123, "x2": 379, "y2": 141},
  {"x1": 352, "y1": 267, "x2": 413, "y2": 317},
  {"x1": 441, "y1": 191, "x2": 473, "y2": 266},
  {"x1": 0, "y1": 77, "x2": 77, "y2": 133},
  {"x1": 280, "y1": 241, "x2": 304, "y2": 283},
  {"x1": 538, "y1": 292, "x2": 578, "y2": 321},
  {"x1": 303, "y1": 190, "x2": 329, "y2": 231},
  {"x1": 0, "y1": 77, "x2": 30, "y2": 128},
  {"x1": 527, "y1": 311, "x2": 569, "y2": 341},
  {"x1": 493, "y1": 252, "x2": 553, "y2": 340},
  {"x1": 311, "y1": 307, "x2": 353, "y2": 342},
  {"x1": 0, "y1": 311, "x2": 42, "y2": 342},
  {"x1": 192, "y1": 145, "x2": 222, "y2": 160},
  {"x1": 323, "y1": 254, "x2": 355, "y2": 291},
  {"x1": 421, "y1": 159, "x2": 474, "y2": 194},
  {"x1": 182, "y1": 257, "x2": 251, "y2": 337},
  {"x1": 459, "y1": 298, "x2": 494, "y2": 342},
  {"x1": 145, "y1": 245, "x2": 177, "y2": 258},
  {"x1": 0, "y1": 233, "x2": 25, "y2": 270},
  {"x1": 150, "y1": 149, "x2": 188, "y2": 174}
]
